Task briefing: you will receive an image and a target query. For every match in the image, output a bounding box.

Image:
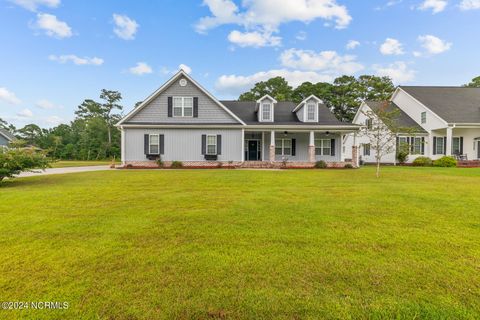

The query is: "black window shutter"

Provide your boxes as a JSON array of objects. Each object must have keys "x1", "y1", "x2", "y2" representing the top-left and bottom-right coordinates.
[
  {"x1": 193, "y1": 97, "x2": 199, "y2": 118},
  {"x1": 160, "y1": 134, "x2": 164, "y2": 155},
  {"x1": 144, "y1": 134, "x2": 149, "y2": 155},
  {"x1": 421, "y1": 137, "x2": 425, "y2": 155},
  {"x1": 433, "y1": 137, "x2": 437, "y2": 155},
  {"x1": 292, "y1": 139, "x2": 296, "y2": 156},
  {"x1": 331, "y1": 139, "x2": 335, "y2": 156},
  {"x1": 396, "y1": 137, "x2": 399, "y2": 153},
  {"x1": 217, "y1": 135, "x2": 222, "y2": 155},
  {"x1": 167, "y1": 97, "x2": 173, "y2": 117},
  {"x1": 460, "y1": 137, "x2": 464, "y2": 154},
  {"x1": 201, "y1": 135, "x2": 206, "y2": 155},
  {"x1": 443, "y1": 136, "x2": 447, "y2": 155}
]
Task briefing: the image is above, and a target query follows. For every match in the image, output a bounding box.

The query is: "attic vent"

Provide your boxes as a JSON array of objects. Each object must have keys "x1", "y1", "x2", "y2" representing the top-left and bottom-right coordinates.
[{"x1": 179, "y1": 79, "x2": 187, "y2": 87}]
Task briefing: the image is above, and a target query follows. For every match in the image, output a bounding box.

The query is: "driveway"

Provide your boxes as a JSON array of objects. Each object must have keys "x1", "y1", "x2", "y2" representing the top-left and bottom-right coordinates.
[{"x1": 16, "y1": 165, "x2": 113, "y2": 178}]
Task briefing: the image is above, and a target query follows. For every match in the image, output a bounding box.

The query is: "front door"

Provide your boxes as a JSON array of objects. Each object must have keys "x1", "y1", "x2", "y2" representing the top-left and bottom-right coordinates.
[{"x1": 248, "y1": 140, "x2": 258, "y2": 161}]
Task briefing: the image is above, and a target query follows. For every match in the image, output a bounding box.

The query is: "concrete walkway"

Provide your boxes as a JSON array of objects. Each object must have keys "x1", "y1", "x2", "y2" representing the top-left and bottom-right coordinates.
[{"x1": 16, "y1": 165, "x2": 113, "y2": 178}]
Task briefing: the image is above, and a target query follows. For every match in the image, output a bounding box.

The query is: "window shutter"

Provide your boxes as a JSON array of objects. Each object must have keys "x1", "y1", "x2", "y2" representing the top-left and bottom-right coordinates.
[
  {"x1": 292, "y1": 139, "x2": 296, "y2": 156},
  {"x1": 144, "y1": 134, "x2": 149, "y2": 155},
  {"x1": 443, "y1": 137, "x2": 447, "y2": 155},
  {"x1": 421, "y1": 137, "x2": 425, "y2": 155},
  {"x1": 201, "y1": 135, "x2": 206, "y2": 155},
  {"x1": 160, "y1": 134, "x2": 164, "y2": 155},
  {"x1": 460, "y1": 137, "x2": 464, "y2": 154},
  {"x1": 331, "y1": 139, "x2": 335, "y2": 156},
  {"x1": 433, "y1": 137, "x2": 437, "y2": 155},
  {"x1": 217, "y1": 135, "x2": 222, "y2": 155},
  {"x1": 167, "y1": 97, "x2": 173, "y2": 117},
  {"x1": 396, "y1": 137, "x2": 399, "y2": 153},
  {"x1": 193, "y1": 97, "x2": 199, "y2": 118}
]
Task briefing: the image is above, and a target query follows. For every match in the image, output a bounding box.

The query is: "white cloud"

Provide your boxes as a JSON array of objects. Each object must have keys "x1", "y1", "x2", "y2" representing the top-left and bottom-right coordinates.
[
  {"x1": 48, "y1": 54, "x2": 103, "y2": 65},
  {"x1": 460, "y1": 0, "x2": 480, "y2": 9},
  {"x1": 36, "y1": 99, "x2": 59, "y2": 109},
  {"x1": 34, "y1": 13, "x2": 72, "y2": 38},
  {"x1": 380, "y1": 38, "x2": 404, "y2": 55},
  {"x1": 9, "y1": 0, "x2": 59, "y2": 11},
  {"x1": 45, "y1": 115, "x2": 64, "y2": 126},
  {"x1": 216, "y1": 69, "x2": 334, "y2": 96},
  {"x1": 17, "y1": 108, "x2": 34, "y2": 118},
  {"x1": 296, "y1": 31, "x2": 307, "y2": 41},
  {"x1": 280, "y1": 48, "x2": 364, "y2": 75},
  {"x1": 129, "y1": 62, "x2": 152, "y2": 75},
  {"x1": 0, "y1": 87, "x2": 21, "y2": 105},
  {"x1": 178, "y1": 64, "x2": 192, "y2": 74},
  {"x1": 418, "y1": 34, "x2": 452, "y2": 54},
  {"x1": 113, "y1": 14, "x2": 139, "y2": 40},
  {"x1": 346, "y1": 40, "x2": 360, "y2": 50},
  {"x1": 373, "y1": 61, "x2": 415, "y2": 83},
  {"x1": 418, "y1": 0, "x2": 447, "y2": 13},
  {"x1": 228, "y1": 30, "x2": 281, "y2": 47}
]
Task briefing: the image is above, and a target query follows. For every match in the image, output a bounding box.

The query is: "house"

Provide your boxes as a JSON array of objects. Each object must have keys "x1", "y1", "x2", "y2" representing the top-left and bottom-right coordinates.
[
  {"x1": 345, "y1": 86, "x2": 480, "y2": 164},
  {"x1": 116, "y1": 70, "x2": 360, "y2": 168},
  {"x1": 0, "y1": 128, "x2": 15, "y2": 147}
]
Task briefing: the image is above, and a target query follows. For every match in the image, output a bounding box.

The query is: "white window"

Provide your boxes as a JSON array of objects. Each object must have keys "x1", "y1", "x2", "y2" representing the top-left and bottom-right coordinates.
[
  {"x1": 149, "y1": 134, "x2": 160, "y2": 154},
  {"x1": 173, "y1": 97, "x2": 193, "y2": 117},
  {"x1": 435, "y1": 137, "x2": 445, "y2": 154},
  {"x1": 365, "y1": 119, "x2": 373, "y2": 130},
  {"x1": 452, "y1": 137, "x2": 461, "y2": 155},
  {"x1": 412, "y1": 137, "x2": 422, "y2": 154},
  {"x1": 206, "y1": 135, "x2": 217, "y2": 155},
  {"x1": 275, "y1": 139, "x2": 291, "y2": 156},
  {"x1": 262, "y1": 103, "x2": 272, "y2": 121},
  {"x1": 306, "y1": 103, "x2": 316, "y2": 121},
  {"x1": 421, "y1": 112, "x2": 426, "y2": 124},
  {"x1": 363, "y1": 143, "x2": 371, "y2": 156},
  {"x1": 315, "y1": 139, "x2": 331, "y2": 156}
]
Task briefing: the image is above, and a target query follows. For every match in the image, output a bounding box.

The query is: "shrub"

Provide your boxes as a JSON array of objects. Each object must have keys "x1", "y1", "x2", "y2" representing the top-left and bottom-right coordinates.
[
  {"x1": 396, "y1": 150, "x2": 409, "y2": 164},
  {"x1": 0, "y1": 147, "x2": 50, "y2": 182},
  {"x1": 156, "y1": 158, "x2": 164, "y2": 168},
  {"x1": 412, "y1": 156, "x2": 433, "y2": 167},
  {"x1": 344, "y1": 163, "x2": 354, "y2": 169},
  {"x1": 315, "y1": 160, "x2": 328, "y2": 169},
  {"x1": 433, "y1": 156, "x2": 457, "y2": 167},
  {"x1": 171, "y1": 161, "x2": 183, "y2": 168}
]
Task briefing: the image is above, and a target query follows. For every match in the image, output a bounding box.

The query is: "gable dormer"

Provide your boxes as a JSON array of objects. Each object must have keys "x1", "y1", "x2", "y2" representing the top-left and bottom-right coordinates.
[
  {"x1": 293, "y1": 95, "x2": 323, "y2": 122},
  {"x1": 256, "y1": 95, "x2": 277, "y2": 122}
]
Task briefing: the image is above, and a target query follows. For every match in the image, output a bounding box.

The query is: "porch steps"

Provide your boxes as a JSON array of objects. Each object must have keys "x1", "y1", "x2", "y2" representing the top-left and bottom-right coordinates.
[
  {"x1": 241, "y1": 161, "x2": 273, "y2": 168},
  {"x1": 457, "y1": 160, "x2": 480, "y2": 168}
]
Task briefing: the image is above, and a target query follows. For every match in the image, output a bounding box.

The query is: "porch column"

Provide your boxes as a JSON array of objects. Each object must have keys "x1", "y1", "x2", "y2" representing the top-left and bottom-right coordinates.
[
  {"x1": 269, "y1": 130, "x2": 276, "y2": 162},
  {"x1": 446, "y1": 126, "x2": 453, "y2": 156},
  {"x1": 308, "y1": 131, "x2": 315, "y2": 162},
  {"x1": 120, "y1": 127, "x2": 126, "y2": 165},
  {"x1": 241, "y1": 129, "x2": 245, "y2": 162},
  {"x1": 428, "y1": 132, "x2": 434, "y2": 157}
]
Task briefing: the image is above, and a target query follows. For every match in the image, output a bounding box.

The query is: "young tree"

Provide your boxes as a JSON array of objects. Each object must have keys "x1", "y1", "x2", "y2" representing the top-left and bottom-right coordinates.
[
  {"x1": 0, "y1": 145, "x2": 50, "y2": 182},
  {"x1": 239, "y1": 77, "x2": 293, "y2": 101},
  {"x1": 360, "y1": 102, "x2": 413, "y2": 178}
]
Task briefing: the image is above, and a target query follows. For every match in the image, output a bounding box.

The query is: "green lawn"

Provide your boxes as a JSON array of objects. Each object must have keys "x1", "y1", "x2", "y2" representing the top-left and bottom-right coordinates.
[
  {"x1": 50, "y1": 160, "x2": 118, "y2": 168},
  {"x1": 0, "y1": 167, "x2": 479, "y2": 319}
]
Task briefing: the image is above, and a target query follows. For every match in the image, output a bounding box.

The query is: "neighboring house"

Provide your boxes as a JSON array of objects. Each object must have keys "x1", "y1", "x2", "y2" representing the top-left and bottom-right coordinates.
[
  {"x1": 345, "y1": 86, "x2": 480, "y2": 164},
  {"x1": 117, "y1": 70, "x2": 360, "y2": 168},
  {"x1": 0, "y1": 128, "x2": 15, "y2": 147}
]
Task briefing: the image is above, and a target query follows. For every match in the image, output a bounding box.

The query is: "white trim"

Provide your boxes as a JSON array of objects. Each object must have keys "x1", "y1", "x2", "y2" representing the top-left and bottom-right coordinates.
[
  {"x1": 261, "y1": 131, "x2": 265, "y2": 161},
  {"x1": 116, "y1": 70, "x2": 246, "y2": 126},
  {"x1": 256, "y1": 94, "x2": 277, "y2": 104},
  {"x1": 315, "y1": 138, "x2": 332, "y2": 156},
  {"x1": 260, "y1": 102, "x2": 274, "y2": 122},
  {"x1": 121, "y1": 128, "x2": 126, "y2": 164},
  {"x1": 304, "y1": 102, "x2": 319, "y2": 122},
  {"x1": 241, "y1": 128, "x2": 245, "y2": 162},
  {"x1": 172, "y1": 96, "x2": 193, "y2": 118},
  {"x1": 0, "y1": 130, "x2": 14, "y2": 142},
  {"x1": 148, "y1": 134, "x2": 160, "y2": 155},
  {"x1": 292, "y1": 94, "x2": 323, "y2": 113},
  {"x1": 275, "y1": 138, "x2": 292, "y2": 156},
  {"x1": 206, "y1": 134, "x2": 217, "y2": 155}
]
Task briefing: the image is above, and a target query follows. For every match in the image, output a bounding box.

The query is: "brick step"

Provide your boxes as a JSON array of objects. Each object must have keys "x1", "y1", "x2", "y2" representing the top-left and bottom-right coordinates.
[
  {"x1": 457, "y1": 160, "x2": 480, "y2": 167},
  {"x1": 241, "y1": 161, "x2": 273, "y2": 168}
]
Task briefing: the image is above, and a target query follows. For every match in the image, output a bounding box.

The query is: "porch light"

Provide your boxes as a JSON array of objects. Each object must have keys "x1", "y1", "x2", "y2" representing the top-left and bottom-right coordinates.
[{"x1": 325, "y1": 131, "x2": 330, "y2": 136}]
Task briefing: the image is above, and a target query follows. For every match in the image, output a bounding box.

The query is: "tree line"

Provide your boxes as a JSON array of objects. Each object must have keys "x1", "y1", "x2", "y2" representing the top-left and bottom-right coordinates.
[{"x1": 1, "y1": 75, "x2": 479, "y2": 161}]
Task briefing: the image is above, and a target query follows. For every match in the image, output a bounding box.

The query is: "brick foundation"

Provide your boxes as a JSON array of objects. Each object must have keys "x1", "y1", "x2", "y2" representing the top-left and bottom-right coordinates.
[{"x1": 123, "y1": 160, "x2": 354, "y2": 169}]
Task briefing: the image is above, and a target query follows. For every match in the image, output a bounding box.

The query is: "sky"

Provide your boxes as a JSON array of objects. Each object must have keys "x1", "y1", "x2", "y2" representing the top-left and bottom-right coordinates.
[{"x1": 0, "y1": 0, "x2": 479, "y2": 128}]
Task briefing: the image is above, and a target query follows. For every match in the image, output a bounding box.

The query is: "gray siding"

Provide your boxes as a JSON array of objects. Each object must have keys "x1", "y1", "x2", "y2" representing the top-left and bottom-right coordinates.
[
  {"x1": 128, "y1": 76, "x2": 238, "y2": 124},
  {"x1": 263, "y1": 132, "x2": 341, "y2": 162},
  {"x1": 124, "y1": 128, "x2": 243, "y2": 162},
  {"x1": 0, "y1": 135, "x2": 9, "y2": 146},
  {"x1": 296, "y1": 106, "x2": 304, "y2": 122}
]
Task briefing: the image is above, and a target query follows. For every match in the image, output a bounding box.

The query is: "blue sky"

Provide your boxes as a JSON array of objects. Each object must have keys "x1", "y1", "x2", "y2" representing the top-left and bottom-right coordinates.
[{"x1": 0, "y1": 0, "x2": 479, "y2": 128}]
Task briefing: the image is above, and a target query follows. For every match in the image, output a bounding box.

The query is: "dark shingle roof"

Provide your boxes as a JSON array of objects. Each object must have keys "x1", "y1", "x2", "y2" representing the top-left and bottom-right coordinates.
[
  {"x1": 400, "y1": 86, "x2": 480, "y2": 123},
  {"x1": 0, "y1": 128, "x2": 16, "y2": 141},
  {"x1": 364, "y1": 101, "x2": 427, "y2": 133},
  {"x1": 220, "y1": 100, "x2": 348, "y2": 126}
]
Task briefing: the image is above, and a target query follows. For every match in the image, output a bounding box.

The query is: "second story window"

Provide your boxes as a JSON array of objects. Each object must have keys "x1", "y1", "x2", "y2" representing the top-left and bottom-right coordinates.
[
  {"x1": 421, "y1": 112, "x2": 426, "y2": 124},
  {"x1": 173, "y1": 97, "x2": 193, "y2": 117},
  {"x1": 365, "y1": 119, "x2": 373, "y2": 129},
  {"x1": 262, "y1": 103, "x2": 272, "y2": 121},
  {"x1": 306, "y1": 103, "x2": 316, "y2": 121}
]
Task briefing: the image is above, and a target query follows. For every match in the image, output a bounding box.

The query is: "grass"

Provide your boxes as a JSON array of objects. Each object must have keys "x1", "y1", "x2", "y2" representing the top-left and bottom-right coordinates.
[
  {"x1": 50, "y1": 160, "x2": 119, "y2": 168},
  {"x1": 0, "y1": 167, "x2": 479, "y2": 319}
]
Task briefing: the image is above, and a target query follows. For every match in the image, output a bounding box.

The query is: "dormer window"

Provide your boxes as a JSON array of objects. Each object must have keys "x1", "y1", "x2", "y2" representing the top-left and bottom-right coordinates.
[
  {"x1": 261, "y1": 103, "x2": 272, "y2": 121},
  {"x1": 306, "y1": 103, "x2": 317, "y2": 121}
]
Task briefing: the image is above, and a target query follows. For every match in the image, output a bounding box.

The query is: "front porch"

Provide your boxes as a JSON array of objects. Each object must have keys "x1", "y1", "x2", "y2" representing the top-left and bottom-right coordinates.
[{"x1": 242, "y1": 130, "x2": 357, "y2": 168}]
